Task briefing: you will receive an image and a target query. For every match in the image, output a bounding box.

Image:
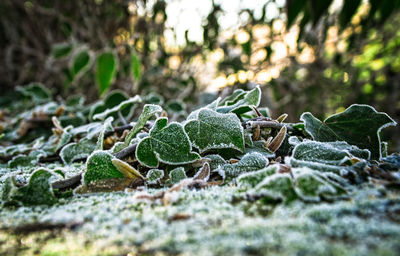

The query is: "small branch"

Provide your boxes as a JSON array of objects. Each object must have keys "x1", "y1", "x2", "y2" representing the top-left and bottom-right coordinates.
[
  {"x1": 52, "y1": 173, "x2": 82, "y2": 190},
  {"x1": 104, "y1": 124, "x2": 133, "y2": 137},
  {"x1": 113, "y1": 144, "x2": 137, "y2": 159},
  {"x1": 243, "y1": 120, "x2": 293, "y2": 131}
]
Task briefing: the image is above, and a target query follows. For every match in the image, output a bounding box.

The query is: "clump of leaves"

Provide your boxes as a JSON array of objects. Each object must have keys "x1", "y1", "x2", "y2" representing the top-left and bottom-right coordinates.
[{"x1": 0, "y1": 85, "x2": 398, "y2": 207}]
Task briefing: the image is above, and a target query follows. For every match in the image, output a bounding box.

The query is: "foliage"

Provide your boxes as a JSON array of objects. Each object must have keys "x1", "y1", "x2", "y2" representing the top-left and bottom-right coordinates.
[{"x1": 0, "y1": 86, "x2": 398, "y2": 208}]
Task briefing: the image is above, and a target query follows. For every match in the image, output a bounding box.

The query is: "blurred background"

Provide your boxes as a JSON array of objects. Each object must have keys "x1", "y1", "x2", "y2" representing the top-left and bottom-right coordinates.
[{"x1": 0, "y1": 0, "x2": 399, "y2": 149}]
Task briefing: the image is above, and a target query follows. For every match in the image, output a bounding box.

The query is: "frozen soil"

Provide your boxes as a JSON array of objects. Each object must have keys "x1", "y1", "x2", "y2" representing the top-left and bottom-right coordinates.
[{"x1": 1, "y1": 163, "x2": 400, "y2": 256}]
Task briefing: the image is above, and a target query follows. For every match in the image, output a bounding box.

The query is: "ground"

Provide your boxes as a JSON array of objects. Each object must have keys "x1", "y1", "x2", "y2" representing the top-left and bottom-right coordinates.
[{"x1": 1, "y1": 162, "x2": 400, "y2": 256}]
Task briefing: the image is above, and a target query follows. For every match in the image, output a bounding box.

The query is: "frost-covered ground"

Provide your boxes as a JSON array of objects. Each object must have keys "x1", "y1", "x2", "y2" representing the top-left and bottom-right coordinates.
[{"x1": 1, "y1": 163, "x2": 400, "y2": 256}]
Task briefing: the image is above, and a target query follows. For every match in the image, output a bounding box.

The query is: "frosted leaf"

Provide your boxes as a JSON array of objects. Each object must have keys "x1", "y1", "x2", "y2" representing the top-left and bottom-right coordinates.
[
  {"x1": 125, "y1": 104, "x2": 162, "y2": 146},
  {"x1": 292, "y1": 167, "x2": 348, "y2": 202},
  {"x1": 1, "y1": 169, "x2": 58, "y2": 206},
  {"x1": 237, "y1": 165, "x2": 279, "y2": 189},
  {"x1": 217, "y1": 86, "x2": 261, "y2": 115},
  {"x1": 187, "y1": 97, "x2": 220, "y2": 120},
  {"x1": 70, "y1": 122, "x2": 103, "y2": 139},
  {"x1": 243, "y1": 140, "x2": 275, "y2": 159},
  {"x1": 218, "y1": 89, "x2": 246, "y2": 106},
  {"x1": 169, "y1": 167, "x2": 187, "y2": 184},
  {"x1": 136, "y1": 117, "x2": 200, "y2": 168},
  {"x1": 110, "y1": 142, "x2": 126, "y2": 154},
  {"x1": 93, "y1": 95, "x2": 141, "y2": 121},
  {"x1": 84, "y1": 151, "x2": 124, "y2": 185},
  {"x1": 54, "y1": 126, "x2": 73, "y2": 152},
  {"x1": 146, "y1": 169, "x2": 164, "y2": 185},
  {"x1": 184, "y1": 109, "x2": 245, "y2": 153},
  {"x1": 204, "y1": 154, "x2": 226, "y2": 171},
  {"x1": 244, "y1": 131, "x2": 253, "y2": 146},
  {"x1": 292, "y1": 140, "x2": 370, "y2": 165},
  {"x1": 89, "y1": 90, "x2": 137, "y2": 122},
  {"x1": 8, "y1": 150, "x2": 46, "y2": 168},
  {"x1": 217, "y1": 152, "x2": 268, "y2": 181},
  {"x1": 288, "y1": 140, "x2": 371, "y2": 174},
  {"x1": 0, "y1": 143, "x2": 31, "y2": 158},
  {"x1": 60, "y1": 139, "x2": 96, "y2": 164},
  {"x1": 293, "y1": 169, "x2": 336, "y2": 202},
  {"x1": 255, "y1": 173, "x2": 297, "y2": 203},
  {"x1": 288, "y1": 157, "x2": 343, "y2": 174},
  {"x1": 301, "y1": 104, "x2": 397, "y2": 159},
  {"x1": 96, "y1": 117, "x2": 114, "y2": 150},
  {"x1": 16, "y1": 82, "x2": 51, "y2": 103}
]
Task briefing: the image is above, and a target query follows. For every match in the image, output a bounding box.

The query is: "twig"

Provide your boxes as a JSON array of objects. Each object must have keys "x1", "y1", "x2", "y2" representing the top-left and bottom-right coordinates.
[
  {"x1": 243, "y1": 120, "x2": 293, "y2": 131},
  {"x1": 114, "y1": 144, "x2": 137, "y2": 159},
  {"x1": 104, "y1": 124, "x2": 133, "y2": 137},
  {"x1": 51, "y1": 173, "x2": 82, "y2": 190}
]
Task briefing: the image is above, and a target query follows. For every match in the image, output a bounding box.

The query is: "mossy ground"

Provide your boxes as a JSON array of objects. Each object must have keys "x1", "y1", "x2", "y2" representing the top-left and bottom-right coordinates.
[{"x1": 1, "y1": 162, "x2": 400, "y2": 256}]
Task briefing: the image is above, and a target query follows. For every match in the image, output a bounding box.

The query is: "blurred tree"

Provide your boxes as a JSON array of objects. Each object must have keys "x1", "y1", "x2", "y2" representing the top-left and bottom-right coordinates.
[{"x1": 0, "y1": 0, "x2": 399, "y2": 148}]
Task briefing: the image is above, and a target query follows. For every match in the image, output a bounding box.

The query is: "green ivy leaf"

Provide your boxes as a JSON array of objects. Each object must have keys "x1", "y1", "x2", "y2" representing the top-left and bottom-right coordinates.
[
  {"x1": 184, "y1": 109, "x2": 245, "y2": 153},
  {"x1": 131, "y1": 50, "x2": 141, "y2": 81},
  {"x1": 237, "y1": 165, "x2": 278, "y2": 189},
  {"x1": 93, "y1": 95, "x2": 141, "y2": 121},
  {"x1": 255, "y1": 173, "x2": 297, "y2": 204},
  {"x1": 84, "y1": 151, "x2": 124, "y2": 185},
  {"x1": 217, "y1": 152, "x2": 268, "y2": 181},
  {"x1": 60, "y1": 139, "x2": 96, "y2": 164},
  {"x1": 51, "y1": 42, "x2": 73, "y2": 59},
  {"x1": 291, "y1": 139, "x2": 370, "y2": 165},
  {"x1": 217, "y1": 86, "x2": 261, "y2": 114},
  {"x1": 1, "y1": 169, "x2": 58, "y2": 206},
  {"x1": 7, "y1": 149, "x2": 46, "y2": 168},
  {"x1": 169, "y1": 167, "x2": 187, "y2": 184},
  {"x1": 136, "y1": 117, "x2": 200, "y2": 168},
  {"x1": 301, "y1": 104, "x2": 397, "y2": 159},
  {"x1": 71, "y1": 50, "x2": 92, "y2": 76},
  {"x1": 17, "y1": 83, "x2": 51, "y2": 103},
  {"x1": 187, "y1": 97, "x2": 220, "y2": 120},
  {"x1": 96, "y1": 52, "x2": 117, "y2": 97},
  {"x1": 243, "y1": 140, "x2": 275, "y2": 159},
  {"x1": 125, "y1": 104, "x2": 163, "y2": 146},
  {"x1": 146, "y1": 169, "x2": 164, "y2": 185},
  {"x1": 89, "y1": 90, "x2": 136, "y2": 122},
  {"x1": 292, "y1": 168, "x2": 347, "y2": 202}
]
